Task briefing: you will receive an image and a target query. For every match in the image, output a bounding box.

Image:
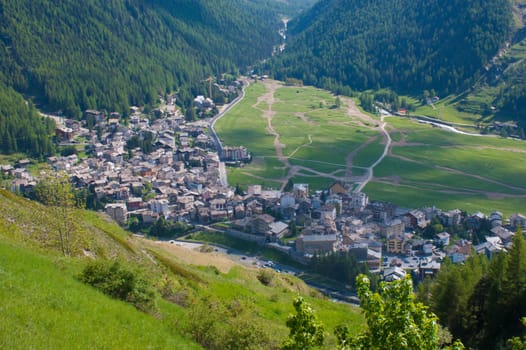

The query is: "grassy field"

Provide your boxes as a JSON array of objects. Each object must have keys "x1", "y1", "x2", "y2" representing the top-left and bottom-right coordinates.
[
  {"x1": 217, "y1": 81, "x2": 526, "y2": 215},
  {"x1": 351, "y1": 138, "x2": 386, "y2": 168},
  {"x1": 364, "y1": 181, "x2": 526, "y2": 216},
  {"x1": 216, "y1": 79, "x2": 382, "y2": 191},
  {"x1": 414, "y1": 96, "x2": 485, "y2": 125},
  {"x1": 0, "y1": 239, "x2": 200, "y2": 350},
  {"x1": 369, "y1": 116, "x2": 526, "y2": 215}
]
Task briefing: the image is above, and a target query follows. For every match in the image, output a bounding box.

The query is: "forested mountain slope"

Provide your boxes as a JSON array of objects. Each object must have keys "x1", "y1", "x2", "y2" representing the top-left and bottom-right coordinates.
[
  {"x1": 456, "y1": 0, "x2": 526, "y2": 122},
  {"x1": 0, "y1": 84, "x2": 55, "y2": 158},
  {"x1": 0, "y1": 0, "x2": 287, "y2": 117},
  {"x1": 269, "y1": 0, "x2": 513, "y2": 95}
]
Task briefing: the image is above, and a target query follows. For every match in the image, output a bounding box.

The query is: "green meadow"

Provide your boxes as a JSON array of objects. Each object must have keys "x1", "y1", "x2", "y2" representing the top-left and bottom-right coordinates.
[
  {"x1": 216, "y1": 80, "x2": 382, "y2": 190},
  {"x1": 218, "y1": 81, "x2": 526, "y2": 215},
  {"x1": 370, "y1": 117, "x2": 526, "y2": 215}
]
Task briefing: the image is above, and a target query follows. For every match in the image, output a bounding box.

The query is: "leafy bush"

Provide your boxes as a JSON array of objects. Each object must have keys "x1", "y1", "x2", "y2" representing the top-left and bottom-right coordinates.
[
  {"x1": 79, "y1": 260, "x2": 155, "y2": 312},
  {"x1": 185, "y1": 297, "x2": 275, "y2": 350},
  {"x1": 257, "y1": 269, "x2": 275, "y2": 286}
]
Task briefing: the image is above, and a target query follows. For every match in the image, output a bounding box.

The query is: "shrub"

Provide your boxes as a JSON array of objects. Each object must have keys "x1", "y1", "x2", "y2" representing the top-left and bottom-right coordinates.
[
  {"x1": 79, "y1": 260, "x2": 156, "y2": 312},
  {"x1": 185, "y1": 297, "x2": 274, "y2": 350},
  {"x1": 257, "y1": 269, "x2": 275, "y2": 286}
]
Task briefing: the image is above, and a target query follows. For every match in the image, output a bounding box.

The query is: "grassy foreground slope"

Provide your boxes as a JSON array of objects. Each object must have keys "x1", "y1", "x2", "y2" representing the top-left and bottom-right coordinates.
[
  {"x1": 0, "y1": 239, "x2": 199, "y2": 350},
  {"x1": 0, "y1": 189, "x2": 362, "y2": 349},
  {"x1": 0, "y1": 190, "x2": 200, "y2": 349}
]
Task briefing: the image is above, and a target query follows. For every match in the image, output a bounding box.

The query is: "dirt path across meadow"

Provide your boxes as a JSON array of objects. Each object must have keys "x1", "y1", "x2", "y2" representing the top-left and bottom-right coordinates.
[{"x1": 243, "y1": 81, "x2": 389, "y2": 191}]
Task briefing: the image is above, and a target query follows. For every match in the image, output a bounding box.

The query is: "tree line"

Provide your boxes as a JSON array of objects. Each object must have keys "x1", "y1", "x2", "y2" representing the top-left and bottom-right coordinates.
[{"x1": 417, "y1": 230, "x2": 526, "y2": 349}]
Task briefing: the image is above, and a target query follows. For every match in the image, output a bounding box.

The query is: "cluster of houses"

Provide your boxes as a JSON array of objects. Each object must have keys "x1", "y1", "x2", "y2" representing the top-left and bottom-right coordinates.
[{"x1": 2, "y1": 90, "x2": 526, "y2": 284}]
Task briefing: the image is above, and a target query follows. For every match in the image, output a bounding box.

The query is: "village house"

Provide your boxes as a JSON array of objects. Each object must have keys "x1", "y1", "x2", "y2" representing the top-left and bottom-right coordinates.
[
  {"x1": 491, "y1": 226, "x2": 514, "y2": 244},
  {"x1": 105, "y1": 203, "x2": 128, "y2": 224},
  {"x1": 447, "y1": 239, "x2": 472, "y2": 264},
  {"x1": 369, "y1": 201, "x2": 396, "y2": 223},
  {"x1": 490, "y1": 211, "x2": 503, "y2": 228},
  {"x1": 509, "y1": 213, "x2": 526, "y2": 230},
  {"x1": 85, "y1": 109, "x2": 105, "y2": 123},
  {"x1": 296, "y1": 234, "x2": 338, "y2": 255},
  {"x1": 126, "y1": 197, "x2": 143, "y2": 211},
  {"x1": 383, "y1": 266, "x2": 407, "y2": 282},
  {"x1": 404, "y1": 209, "x2": 429, "y2": 229},
  {"x1": 347, "y1": 243, "x2": 382, "y2": 270},
  {"x1": 328, "y1": 182, "x2": 347, "y2": 196},
  {"x1": 466, "y1": 211, "x2": 487, "y2": 229},
  {"x1": 440, "y1": 209, "x2": 463, "y2": 226},
  {"x1": 293, "y1": 183, "x2": 309, "y2": 200},
  {"x1": 475, "y1": 236, "x2": 504, "y2": 259},
  {"x1": 435, "y1": 232, "x2": 450, "y2": 247},
  {"x1": 386, "y1": 234, "x2": 406, "y2": 254},
  {"x1": 268, "y1": 221, "x2": 289, "y2": 241},
  {"x1": 150, "y1": 198, "x2": 170, "y2": 215},
  {"x1": 380, "y1": 218, "x2": 405, "y2": 237},
  {"x1": 418, "y1": 259, "x2": 441, "y2": 279},
  {"x1": 250, "y1": 214, "x2": 275, "y2": 235},
  {"x1": 221, "y1": 146, "x2": 250, "y2": 162},
  {"x1": 56, "y1": 126, "x2": 74, "y2": 142}
]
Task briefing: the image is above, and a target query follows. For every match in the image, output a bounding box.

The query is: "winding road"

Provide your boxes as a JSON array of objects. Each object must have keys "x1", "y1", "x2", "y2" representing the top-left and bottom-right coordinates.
[{"x1": 209, "y1": 78, "x2": 249, "y2": 187}]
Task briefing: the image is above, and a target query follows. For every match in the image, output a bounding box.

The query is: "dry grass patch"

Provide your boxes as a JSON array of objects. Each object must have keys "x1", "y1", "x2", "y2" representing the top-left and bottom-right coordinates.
[{"x1": 145, "y1": 239, "x2": 238, "y2": 273}]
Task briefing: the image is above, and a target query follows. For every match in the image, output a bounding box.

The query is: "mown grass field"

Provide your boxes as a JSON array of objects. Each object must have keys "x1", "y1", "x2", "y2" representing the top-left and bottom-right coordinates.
[{"x1": 218, "y1": 81, "x2": 526, "y2": 216}]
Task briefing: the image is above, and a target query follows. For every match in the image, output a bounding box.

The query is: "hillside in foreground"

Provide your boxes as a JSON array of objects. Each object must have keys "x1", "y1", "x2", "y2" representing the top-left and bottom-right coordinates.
[{"x1": 0, "y1": 189, "x2": 362, "y2": 349}]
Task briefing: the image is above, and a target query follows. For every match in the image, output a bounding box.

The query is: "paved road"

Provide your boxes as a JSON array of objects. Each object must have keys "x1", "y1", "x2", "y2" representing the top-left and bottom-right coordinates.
[
  {"x1": 209, "y1": 79, "x2": 249, "y2": 187},
  {"x1": 175, "y1": 230, "x2": 360, "y2": 305}
]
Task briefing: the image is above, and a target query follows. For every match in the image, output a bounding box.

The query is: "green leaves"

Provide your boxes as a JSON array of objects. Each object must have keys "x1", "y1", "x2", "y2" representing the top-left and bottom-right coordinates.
[
  {"x1": 79, "y1": 260, "x2": 156, "y2": 312},
  {"x1": 344, "y1": 275, "x2": 442, "y2": 350},
  {"x1": 282, "y1": 296, "x2": 325, "y2": 350}
]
